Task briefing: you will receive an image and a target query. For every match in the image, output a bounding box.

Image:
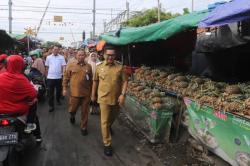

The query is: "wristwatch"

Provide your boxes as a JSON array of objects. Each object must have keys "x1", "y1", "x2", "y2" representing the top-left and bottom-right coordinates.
[{"x1": 121, "y1": 92, "x2": 126, "y2": 96}]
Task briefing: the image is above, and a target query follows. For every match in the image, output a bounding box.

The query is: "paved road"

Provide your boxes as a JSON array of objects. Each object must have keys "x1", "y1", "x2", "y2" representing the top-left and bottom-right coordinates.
[{"x1": 21, "y1": 100, "x2": 163, "y2": 166}]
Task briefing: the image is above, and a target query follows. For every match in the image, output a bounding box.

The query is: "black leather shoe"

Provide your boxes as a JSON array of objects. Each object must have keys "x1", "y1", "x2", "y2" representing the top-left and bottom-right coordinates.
[
  {"x1": 49, "y1": 107, "x2": 54, "y2": 112},
  {"x1": 109, "y1": 126, "x2": 114, "y2": 135},
  {"x1": 104, "y1": 146, "x2": 113, "y2": 156},
  {"x1": 81, "y1": 129, "x2": 88, "y2": 136},
  {"x1": 70, "y1": 116, "x2": 75, "y2": 124}
]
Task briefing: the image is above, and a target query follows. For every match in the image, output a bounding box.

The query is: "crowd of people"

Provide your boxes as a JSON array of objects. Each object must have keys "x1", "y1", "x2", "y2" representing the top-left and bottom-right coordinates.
[{"x1": 0, "y1": 44, "x2": 128, "y2": 157}]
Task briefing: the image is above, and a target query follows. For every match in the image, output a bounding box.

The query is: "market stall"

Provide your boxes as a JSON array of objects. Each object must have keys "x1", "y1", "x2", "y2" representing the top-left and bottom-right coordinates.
[
  {"x1": 9, "y1": 34, "x2": 41, "y2": 54},
  {"x1": 186, "y1": 1, "x2": 250, "y2": 165},
  {"x1": 101, "y1": 1, "x2": 250, "y2": 164},
  {"x1": 184, "y1": 98, "x2": 250, "y2": 166},
  {"x1": 100, "y1": 9, "x2": 210, "y2": 143}
]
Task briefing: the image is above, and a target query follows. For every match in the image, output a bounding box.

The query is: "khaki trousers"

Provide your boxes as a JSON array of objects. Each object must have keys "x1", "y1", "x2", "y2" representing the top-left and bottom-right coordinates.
[
  {"x1": 69, "y1": 96, "x2": 90, "y2": 129},
  {"x1": 99, "y1": 104, "x2": 120, "y2": 146}
]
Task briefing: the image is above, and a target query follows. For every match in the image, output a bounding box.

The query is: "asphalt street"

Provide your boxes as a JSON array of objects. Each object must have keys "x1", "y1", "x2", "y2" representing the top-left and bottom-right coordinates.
[{"x1": 21, "y1": 99, "x2": 163, "y2": 166}]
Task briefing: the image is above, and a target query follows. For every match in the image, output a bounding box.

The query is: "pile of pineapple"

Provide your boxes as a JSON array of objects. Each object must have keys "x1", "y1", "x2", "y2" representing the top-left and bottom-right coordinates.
[
  {"x1": 130, "y1": 66, "x2": 250, "y2": 117},
  {"x1": 127, "y1": 81, "x2": 178, "y2": 111}
]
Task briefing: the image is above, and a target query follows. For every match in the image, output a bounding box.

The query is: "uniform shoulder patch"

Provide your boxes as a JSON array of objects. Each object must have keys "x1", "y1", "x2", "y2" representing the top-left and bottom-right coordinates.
[
  {"x1": 115, "y1": 60, "x2": 122, "y2": 64},
  {"x1": 96, "y1": 61, "x2": 103, "y2": 66}
]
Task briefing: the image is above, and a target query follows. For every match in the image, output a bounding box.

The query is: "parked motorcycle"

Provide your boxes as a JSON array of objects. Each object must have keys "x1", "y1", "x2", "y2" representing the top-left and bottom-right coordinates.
[{"x1": 0, "y1": 113, "x2": 36, "y2": 166}]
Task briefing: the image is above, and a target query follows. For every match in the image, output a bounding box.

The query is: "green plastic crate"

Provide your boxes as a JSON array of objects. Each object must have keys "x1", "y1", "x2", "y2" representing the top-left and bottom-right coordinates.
[{"x1": 124, "y1": 95, "x2": 173, "y2": 143}]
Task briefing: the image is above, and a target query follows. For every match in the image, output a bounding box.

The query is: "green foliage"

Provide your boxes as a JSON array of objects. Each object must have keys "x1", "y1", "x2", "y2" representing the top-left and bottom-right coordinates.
[
  {"x1": 123, "y1": 8, "x2": 185, "y2": 27},
  {"x1": 41, "y1": 41, "x2": 62, "y2": 48},
  {"x1": 183, "y1": 8, "x2": 190, "y2": 15}
]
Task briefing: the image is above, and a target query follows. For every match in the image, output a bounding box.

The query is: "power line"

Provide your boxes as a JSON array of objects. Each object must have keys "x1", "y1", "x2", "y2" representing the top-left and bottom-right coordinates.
[
  {"x1": 0, "y1": 8, "x2": 121, "y2": 15},
  {"x1": 0, "y1": 16, "x2": 102, "y2": 22},
  {"x1": 0, "y1": 19, "x2": 104, "y2": 25},
  {"x1": 12, "y1": 31, "x2": 101, "y2": 35},
  {"x1": 0, "y1": 4, "x2": 124, "y2": 11},
  {"x1": 13, "y1": 0, "x2": 48, "y2": 6}
]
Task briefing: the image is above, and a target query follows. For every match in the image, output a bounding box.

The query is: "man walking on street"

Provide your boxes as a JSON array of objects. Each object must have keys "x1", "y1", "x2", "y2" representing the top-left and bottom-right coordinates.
[
  {"x1": 63, "y1": 50, "x2": 92, "y2": 136},
  {"x1": 91, "y1": 45, "x2": 128, "y2": 156},
  {"x1": 45, "y1": 46, "x2": 66, "y2": 112}
]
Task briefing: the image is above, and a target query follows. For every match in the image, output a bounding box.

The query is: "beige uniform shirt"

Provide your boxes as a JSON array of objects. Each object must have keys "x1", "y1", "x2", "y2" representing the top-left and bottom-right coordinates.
[
  {"x1": 63, "y1": 61, "x2": 92, "y2": 97},
  {"x1": 93, "y1": 61, "x2": 128, "y2": 105}
]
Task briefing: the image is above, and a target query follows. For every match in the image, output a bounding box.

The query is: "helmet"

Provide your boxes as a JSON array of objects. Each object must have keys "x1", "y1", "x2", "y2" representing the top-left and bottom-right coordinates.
[{"x1": 29, "y1": 50, "x2": 41, "y2": 57}]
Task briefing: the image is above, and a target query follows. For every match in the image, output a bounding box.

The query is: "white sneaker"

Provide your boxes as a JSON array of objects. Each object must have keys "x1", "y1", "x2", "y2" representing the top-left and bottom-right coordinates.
[
  {"x1": 35, "y1": 136, "x2": 42, "y2": 143},
  {"x1": 24, "y1": 123, "x2": 37, "y2": 133}
]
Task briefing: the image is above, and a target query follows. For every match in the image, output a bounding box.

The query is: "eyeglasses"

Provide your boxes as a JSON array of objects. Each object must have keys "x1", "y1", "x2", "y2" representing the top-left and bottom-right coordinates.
[{"x1": 106, "y1": 54, "x2": 116, "y2": 57}]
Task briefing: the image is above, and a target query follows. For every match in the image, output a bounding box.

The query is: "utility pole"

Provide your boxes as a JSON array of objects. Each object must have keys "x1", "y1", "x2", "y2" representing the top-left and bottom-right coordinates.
[
  {"x1": 126, "y1": 1, "x2": 129, "y2": 21},
  {"x1": 191, "y1": 0, "x2": 194, "y2": 12},
  {"x1": 111, "y1": 8, "x2": 113, "y2": 20},
  {"x1": 90, "y1": 31, "x2": 93, "y2": 39},
  {"x1": 92, "y1": 0, "x2": 96, "y2": 39},
  {"x1": 36, "y1": 0, "x2": 50, "y2": 37},
  {"x1": 69, "y1": 27, "x2": 76, "y2": 43},
  {"x1": 8, "y1": 0, "x2": 12, "y2": 33},
  {"x1": 103, "y1": 20, "x2": 106, "y2": 32},
  {"x1": 157, "y1": 0, "x2": 161, "y2": 22}
]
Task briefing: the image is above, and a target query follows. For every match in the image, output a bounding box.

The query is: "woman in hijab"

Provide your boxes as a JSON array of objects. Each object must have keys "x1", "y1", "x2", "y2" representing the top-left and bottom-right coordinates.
[
  {"x1": 87, "y1": 52, "x2": 100, "y2": 76},
  {"x1": 0, "y1": 55, "x2": 43, "y2": 143},
  {"x1": 30, "y1": 50, "x2": 46, "y2": 76},
  {"x1": 87, "y1": 52, "x2": 100, "y2": 115},
  {"x1": 0, "y1": 55, "x2": 37, "y2": 115}
]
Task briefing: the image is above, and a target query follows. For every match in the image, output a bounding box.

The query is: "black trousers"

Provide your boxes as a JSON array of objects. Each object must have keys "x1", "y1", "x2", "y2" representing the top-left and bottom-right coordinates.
[
  {"x1": 33, "y1": 115, "x2": 41, "y2": 138},
  {"x1": 27, "y1": 102, "x2": 37, "y2": 123},
  {"x1": 26, "y1": 102, "x2": 41, "y2": 137},
  {"x1": 47, "y1": 79, "x2": 62, "y2": 108}
]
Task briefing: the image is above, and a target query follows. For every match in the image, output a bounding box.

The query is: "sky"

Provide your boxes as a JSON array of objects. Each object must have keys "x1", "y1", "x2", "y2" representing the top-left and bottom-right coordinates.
[{"x1": 0, "y1": 0, "x2": 226, "y2": 46}]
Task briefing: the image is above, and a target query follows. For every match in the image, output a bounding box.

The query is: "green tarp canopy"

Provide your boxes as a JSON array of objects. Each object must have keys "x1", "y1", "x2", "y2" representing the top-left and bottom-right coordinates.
[
  {"x1": 101, "y1": 10, "x2": 209, "y2": 45},
  {"x1": 9, "y1": 34, "x2": 27, "y2": 41}
]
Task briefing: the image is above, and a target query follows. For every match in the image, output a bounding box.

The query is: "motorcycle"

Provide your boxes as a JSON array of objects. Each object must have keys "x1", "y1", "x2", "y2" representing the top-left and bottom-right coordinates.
[
  {"x1": 32, "y1": 76, "x2": 46, "y2": 101},
  {"x1": 0, "y1": 113, "x2": 37, "y2": 166},
  {"x1": 28, "y1": 68, "x2": 46, "y2": 101}
]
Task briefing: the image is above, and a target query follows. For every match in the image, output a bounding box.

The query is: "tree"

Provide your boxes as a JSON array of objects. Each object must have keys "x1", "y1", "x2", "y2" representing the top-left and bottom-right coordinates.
[
  {"x1": 123, "y1": 8, "x2": 181, "y2": 27},
  {"x1": 41, "y1": 41, "x2": 62, "y2": 48},
  {"x1": 183, "y1": 8, "x2": 190, "y2": 15}
]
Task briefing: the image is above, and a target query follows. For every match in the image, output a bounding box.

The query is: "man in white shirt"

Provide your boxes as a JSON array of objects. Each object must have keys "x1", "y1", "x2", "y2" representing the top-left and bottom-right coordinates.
[{"x1": 45, "y1": 46, "x2": 66, "y2": 112}]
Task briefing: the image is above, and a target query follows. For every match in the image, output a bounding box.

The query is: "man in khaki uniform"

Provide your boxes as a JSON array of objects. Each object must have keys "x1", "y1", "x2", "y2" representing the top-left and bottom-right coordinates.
[
  {"x1": 63, "y1": 50, "x2": 92, "y2": 136},
  {"x1": 91, "y1": 46, "x2": 128, "y2": 156}
]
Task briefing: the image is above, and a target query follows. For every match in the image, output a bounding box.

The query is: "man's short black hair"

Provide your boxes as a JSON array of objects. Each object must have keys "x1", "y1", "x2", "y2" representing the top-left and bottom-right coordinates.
[{"x1": 104, "y1": 44, "x2": 116, "y2": 53}]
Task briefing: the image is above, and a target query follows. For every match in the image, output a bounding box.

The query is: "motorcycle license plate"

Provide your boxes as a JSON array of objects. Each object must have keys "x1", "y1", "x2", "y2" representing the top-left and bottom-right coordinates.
[{"x1": 0, "y1": 133, "x2": 18, "y2": 145}]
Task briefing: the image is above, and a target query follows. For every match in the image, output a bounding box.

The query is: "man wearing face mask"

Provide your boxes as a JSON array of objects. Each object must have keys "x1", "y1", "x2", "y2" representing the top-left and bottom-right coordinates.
[
  {"x1": 91, "y1": 45, "x2": 128, "y2": 156},
  {"x1": 63, "y1": 50, "x2": 92, "y2": 136}
]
